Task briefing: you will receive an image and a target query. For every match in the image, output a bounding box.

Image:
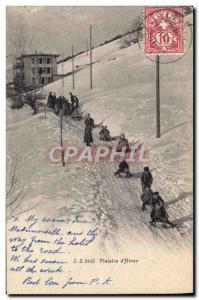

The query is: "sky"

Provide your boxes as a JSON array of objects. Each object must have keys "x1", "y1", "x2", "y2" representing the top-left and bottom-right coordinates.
[{"x1": 6, "y1": 6, "x2": 142, "y2": 59}]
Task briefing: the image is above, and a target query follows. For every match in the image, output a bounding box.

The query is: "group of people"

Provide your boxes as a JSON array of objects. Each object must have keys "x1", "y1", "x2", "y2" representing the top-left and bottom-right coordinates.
[
  {"x1": 114, "y1": 163, "x2": 176, "y2": 228},
  {"x1": 99, "y1": 128, "x2": 130, "y2": 153},
  {"x1": 47, "y1": 91, "x2": 81, "y2": 118},
  {"x1": 46, "y1": 99, "x2": 176, "y2": 229},
  {"x1": 83, "y1": 114, "x2": 112, "y2": 146},
  {"x1": 84, "y1": 114, "x2": 130, "y2": 152},
  {"x1": 83, "y1": 113, "x2": 130, "y2": 149}
]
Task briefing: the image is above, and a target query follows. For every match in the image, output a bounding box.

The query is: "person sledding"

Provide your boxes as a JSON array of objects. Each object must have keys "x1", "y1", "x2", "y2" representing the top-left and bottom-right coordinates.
[
  {"x1": 141, "y1": 186, "x2": 153, "y2": 211},
  {"x1": 71, "y1": 106, "x2": 82, "y2": 120},
  {"x1": 150, "y1": 192, "x2": 176, "y2": 228},
  {"x1": 114, "y1": 159, "x2": 131, "y2": 178},
  {"x1": 141, "y1": 166, "x2": 153, "y2": 192},
  {"x1": 99, "y1": 125, "x2": 111, "y2": 141},
  {"x1": 116, "y1": 133, "x2": 130, "y2": 152}
]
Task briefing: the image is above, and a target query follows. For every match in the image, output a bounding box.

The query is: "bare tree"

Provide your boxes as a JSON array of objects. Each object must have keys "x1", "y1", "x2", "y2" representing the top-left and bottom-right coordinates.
[
  {"x1": 120, "y1": 15, "x2": 143, "y2": 49},
  {"x1": 130, "y1": 15, "x2": 143, "y2": 33},
  {"x1": 14, "y1": 22, "x2": 27, "y2": 57},
  {"x1": 11, "y1": 22, "x2": 27, "y2": 105},
  {"x1": 6, "y1": 158, "x2": 25, "y2": 219},
  {"x1": 6, "y1": 158, "x2": 40, "y2": 220}
]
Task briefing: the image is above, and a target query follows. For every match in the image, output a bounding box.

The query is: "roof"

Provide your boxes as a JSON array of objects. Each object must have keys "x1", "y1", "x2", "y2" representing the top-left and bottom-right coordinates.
[{"x1": 18, "y1": 53, "x2": 60, "y2": 58}]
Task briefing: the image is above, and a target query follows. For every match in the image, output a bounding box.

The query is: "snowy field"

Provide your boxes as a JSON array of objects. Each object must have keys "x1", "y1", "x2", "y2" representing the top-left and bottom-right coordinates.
[{"x1": 7, "y1": 15, "x2": 193, "y2": 253}]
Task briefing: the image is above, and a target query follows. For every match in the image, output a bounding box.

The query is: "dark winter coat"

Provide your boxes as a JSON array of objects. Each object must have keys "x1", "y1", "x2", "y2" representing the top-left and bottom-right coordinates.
[
  {"x1": 74, "y1": 96, "x2": 79, "y2": 108},
  {"x1": 57, "y1": 97, "x2": 62, "y2": 111},
  {"x1": 47, "y1": 93, "x2": 52, "y2": 107},
  {"x1": 118, "y1": 160, "x2": 129, "y2": 172},
  {"x1": 151, "y1": 197, "x2": 166, "y2": 220},
  {"x1": 64, "y1": 100, "x2": 70, "y2": 115},
  {"x1": 99, "y1": 127, "x2": 111, "y2": 140},
  {"x1": 70, "y1": 94, "x2": 75, "y2": 108},
  {"x1": 116, "y1": 138, "x2": 130, "y2": 152},
  {"x1": 84, "y1": 117, "x2": 94, "y2": 145},
  {"x1": 51, "y1": 95, "x2": 56, "y2": 109},
  {"x1": 141, "y1": 188, "x2": 153, "y2": 203},
  {"x1": 151, "y1": 195, "x2": 164, "y2": 207},
  {"x1": 141, "y1": 171, "x2": 153, "y2": 187},
  {"x1": 115, "y1": 160, "x2": 130, "y2": 176}
]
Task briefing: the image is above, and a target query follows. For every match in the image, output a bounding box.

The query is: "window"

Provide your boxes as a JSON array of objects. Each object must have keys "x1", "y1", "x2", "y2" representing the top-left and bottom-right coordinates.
[
  {"x1": 32, "y1": 77, "x2": 36, "y2": 85},
  {"x1": 32, "y1": 67, "x2": 35, "y2": 75},
  {"x1": 47, "y1": 58, "x2": 51, "y2": 64},
  {"x1": 48, "y1": 77, "x2": 52, "y2": 83},
  {"x1": 38, "y1": 67, "x2": 43, "y2": 75},
  {"x1": 43, "y1": 57, "x2": 47, "y2": 64},
  {"x1": 47, "y1": 67, "x2": 51, "y2": 74},
  {"x1": 31, "y1": 58, "x2": 35, "y2": 64}
]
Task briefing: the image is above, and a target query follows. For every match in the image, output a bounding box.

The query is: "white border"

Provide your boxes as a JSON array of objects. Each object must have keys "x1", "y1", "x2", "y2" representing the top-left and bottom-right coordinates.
[{"x1": 1, "y1": 0, "x2": 198, "y2": 299}]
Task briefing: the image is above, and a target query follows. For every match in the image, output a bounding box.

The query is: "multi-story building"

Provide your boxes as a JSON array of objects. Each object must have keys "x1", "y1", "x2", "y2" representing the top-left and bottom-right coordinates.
[{"x1": 13, "y1": 53, "x2": 60, "y2": 89}]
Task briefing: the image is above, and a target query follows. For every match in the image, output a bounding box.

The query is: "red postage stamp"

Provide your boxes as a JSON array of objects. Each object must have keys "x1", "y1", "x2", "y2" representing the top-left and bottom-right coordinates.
[{"x1": 144, "y1": 7, "x2": 184, "y2": 54}]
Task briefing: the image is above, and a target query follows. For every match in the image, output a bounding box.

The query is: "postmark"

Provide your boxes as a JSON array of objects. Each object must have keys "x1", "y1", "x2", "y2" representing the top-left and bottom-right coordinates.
[{"x1": 144, "y1": 7, "x2": 184, "y2": 55}]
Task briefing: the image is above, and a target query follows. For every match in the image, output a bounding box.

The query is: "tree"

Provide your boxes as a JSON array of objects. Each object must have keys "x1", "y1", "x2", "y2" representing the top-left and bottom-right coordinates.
[
  {"x1": 14, "y1": 22, "x2": 27, "y2": 57},
  {"x1": 12, "y1": 22, "x2": 27, "y2": 97},
  {"x1": 120, "y1": 15, "x2": 143, "y2": 49},
  {"x1": 6, "y1": 158, "x2": 25, "y2": 219}
]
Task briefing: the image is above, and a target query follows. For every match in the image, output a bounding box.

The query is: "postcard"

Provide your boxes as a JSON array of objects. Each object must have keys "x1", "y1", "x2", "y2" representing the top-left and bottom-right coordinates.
[{"x1": 6, "y1": 6, "x2": 194, "y2": 294}]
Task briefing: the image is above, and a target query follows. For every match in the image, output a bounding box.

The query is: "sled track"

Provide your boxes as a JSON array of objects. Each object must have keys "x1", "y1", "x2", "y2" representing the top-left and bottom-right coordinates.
[
  {"x1": 13, "y1": 109, "x2": 189, "y2": 251},
  {"x1": 59, "y1": 114, "x2": 191, "y2": 250}
]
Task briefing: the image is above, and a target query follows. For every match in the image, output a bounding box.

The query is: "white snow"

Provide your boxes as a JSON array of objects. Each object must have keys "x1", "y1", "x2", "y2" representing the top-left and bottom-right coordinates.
[{"x1": 7, "y1": 15, "x2": 193, "y2": 252}]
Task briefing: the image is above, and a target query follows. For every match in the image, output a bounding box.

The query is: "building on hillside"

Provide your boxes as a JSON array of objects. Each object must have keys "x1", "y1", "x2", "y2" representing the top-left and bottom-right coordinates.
[{"x1": 13, "y1": 53, "x2": 60, "y2": 89}]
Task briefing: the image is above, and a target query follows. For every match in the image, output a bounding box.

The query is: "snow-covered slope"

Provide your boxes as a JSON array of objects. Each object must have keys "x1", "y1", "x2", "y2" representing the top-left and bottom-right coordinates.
[
  {"x1": 41, "y1": 15, "x2": 193, "y2": 238},
  {"x1": 7, "y1": 14, "x2": 193, "y2": 251}
]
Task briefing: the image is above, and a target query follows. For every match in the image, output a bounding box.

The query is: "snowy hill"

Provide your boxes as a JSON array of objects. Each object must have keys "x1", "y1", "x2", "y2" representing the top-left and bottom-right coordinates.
[
  {"x1": 7, "y1": 14, "x2": 193, "y2": 253},
  {"x1": 42, "y1": 16, "x2": 193, "y2": 236}
]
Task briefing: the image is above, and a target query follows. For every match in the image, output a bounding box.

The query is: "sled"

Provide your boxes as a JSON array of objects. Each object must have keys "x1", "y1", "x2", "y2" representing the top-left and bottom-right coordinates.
[
  {"x1": 99, "y1": 135, "x2": 111, "y2": 141},
  {"x1": 71, "y1": 115, "x2": 82, "y2": 120},
  {"x1": 115, "y1": 172, "x2": 131, "y2": 178},
  {"x1": 149, "y1": 219, "x2": 176, "y2": 228},
  {"x1": 71, "y1": 109, "x2": 83, "y2": 120}
]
